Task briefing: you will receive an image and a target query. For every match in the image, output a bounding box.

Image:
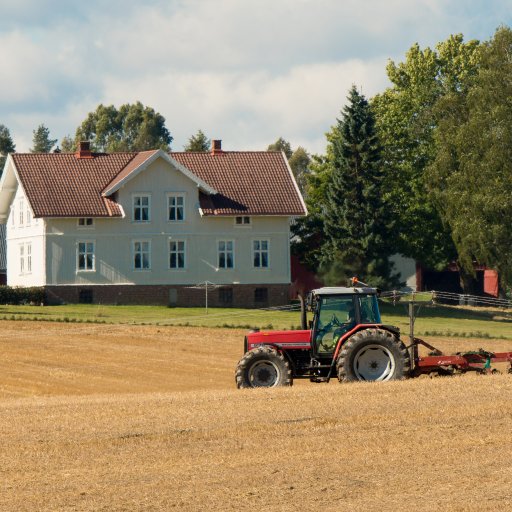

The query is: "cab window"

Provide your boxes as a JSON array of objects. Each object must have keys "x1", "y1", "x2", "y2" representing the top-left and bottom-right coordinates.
[
  {"x1": 314, "y1": 296, "x2": 356, "y2": 353},
  {"x1": 358, "y1": 294, "x2": 381, "y2": 323}
]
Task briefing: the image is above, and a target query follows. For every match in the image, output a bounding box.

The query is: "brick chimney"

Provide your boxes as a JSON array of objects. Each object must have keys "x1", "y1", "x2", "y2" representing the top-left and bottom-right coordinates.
[
  {"x1": 75, "y1": 141, "x2": 93, "y2": 159},
  {"x1": 211, "y1": 139, "x2": 223, "y2": 155}
]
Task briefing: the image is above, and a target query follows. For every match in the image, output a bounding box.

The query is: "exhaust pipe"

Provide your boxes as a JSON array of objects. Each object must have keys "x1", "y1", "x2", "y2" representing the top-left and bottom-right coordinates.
[{"x1": 299, "y1": 294, "x2": 307, "y2": 330}]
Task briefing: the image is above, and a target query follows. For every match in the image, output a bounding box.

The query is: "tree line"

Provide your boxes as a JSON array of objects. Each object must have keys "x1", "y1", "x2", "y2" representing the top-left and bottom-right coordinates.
[
  {"x1": 1, "y1": 27, "x2": 511, "y2": 293},
  {"x1": 289, "y1": 27, "x2": 512, "y2": 294}
]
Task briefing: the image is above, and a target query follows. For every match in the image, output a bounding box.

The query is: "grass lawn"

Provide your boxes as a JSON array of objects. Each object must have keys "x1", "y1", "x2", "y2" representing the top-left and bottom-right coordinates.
[{"x1": 0, "y1": 299, "x2": 510, "y2": 340}]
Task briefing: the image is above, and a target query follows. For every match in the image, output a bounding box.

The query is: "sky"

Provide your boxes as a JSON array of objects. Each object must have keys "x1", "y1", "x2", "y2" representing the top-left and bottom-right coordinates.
[{"x1": 1, "y1": 0, "x2": 511, "y2": 155}]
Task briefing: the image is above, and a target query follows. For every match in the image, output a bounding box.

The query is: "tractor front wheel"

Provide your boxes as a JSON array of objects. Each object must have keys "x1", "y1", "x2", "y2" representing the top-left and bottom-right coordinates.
[
  {"x1": 337, "y1": 328, "x2": 410, "y2": 382},
  {"x1": 236, "y1": 346, "x2": 292, "y2": 388}
]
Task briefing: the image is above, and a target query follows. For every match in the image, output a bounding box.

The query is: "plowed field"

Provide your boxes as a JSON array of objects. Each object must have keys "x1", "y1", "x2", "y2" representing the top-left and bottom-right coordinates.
[{"x1": 1, "y1": 321, "x2": 511, "y2": 511}]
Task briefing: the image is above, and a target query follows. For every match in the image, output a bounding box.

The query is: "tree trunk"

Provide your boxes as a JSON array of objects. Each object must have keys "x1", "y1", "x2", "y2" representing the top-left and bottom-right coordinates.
[{"x1": 458, "y1": 266, "x2": 479, "y2": 295}]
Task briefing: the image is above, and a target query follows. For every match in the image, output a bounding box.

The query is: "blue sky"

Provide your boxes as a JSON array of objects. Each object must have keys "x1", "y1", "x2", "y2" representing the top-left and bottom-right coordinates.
[{"x1": 1, "y1": 0, "x2": 511, "y2": 154}]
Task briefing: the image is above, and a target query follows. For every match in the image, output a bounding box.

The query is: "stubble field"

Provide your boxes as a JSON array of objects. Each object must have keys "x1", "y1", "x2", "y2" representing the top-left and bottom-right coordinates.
[{"x1": 0, "y1": 320, "x2": 511, "y2": 511}]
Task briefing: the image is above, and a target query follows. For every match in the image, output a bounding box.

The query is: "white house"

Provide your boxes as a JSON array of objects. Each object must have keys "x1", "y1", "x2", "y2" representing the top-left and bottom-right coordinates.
[{"x1": 0, "y1": 141, "x2": 307, "y2": 306}]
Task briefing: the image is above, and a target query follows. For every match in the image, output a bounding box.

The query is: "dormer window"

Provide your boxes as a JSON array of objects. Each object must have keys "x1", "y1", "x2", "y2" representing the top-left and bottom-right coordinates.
[
  {"x1": 133, "y1": 194, "x2": 151, "y2": 222},
  {"x1": 168, "y1": 194, "x2": 185, "y2": 222}
]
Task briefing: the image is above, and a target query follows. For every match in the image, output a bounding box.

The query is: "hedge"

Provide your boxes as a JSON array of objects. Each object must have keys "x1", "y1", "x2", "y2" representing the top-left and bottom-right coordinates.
[{"x1": 0, "y1": 286, "x2": 45, "y2": 305}]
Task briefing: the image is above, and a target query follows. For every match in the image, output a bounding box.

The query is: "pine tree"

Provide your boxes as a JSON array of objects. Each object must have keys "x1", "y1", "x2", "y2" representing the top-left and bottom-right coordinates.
[
  {"x1": 30, "y1": 124, "x2": 57, "y2": 153},
  {"x1": 184, "y1": 130, "x2": 210, "y2": 152},
  {"x1": 0, "y1": 124, "x2": 16, "y2": 173},
  {"x1": 322, "y1": 86, "x2": 399, "y2": 288}
]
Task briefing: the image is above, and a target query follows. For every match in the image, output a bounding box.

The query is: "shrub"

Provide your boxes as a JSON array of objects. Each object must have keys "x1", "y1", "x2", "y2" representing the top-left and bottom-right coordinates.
[{"x1": 0, "y1": 286, "x2": 45, "y2": 305}]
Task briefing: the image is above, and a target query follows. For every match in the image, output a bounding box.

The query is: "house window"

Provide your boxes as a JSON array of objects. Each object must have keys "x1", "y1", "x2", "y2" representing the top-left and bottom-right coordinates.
[
  {"x1": 219, "y1": 287, "x2": 233, "y2": 304},
  {"x1": 133, "y1": 240, "x2": 151, "y2": 270},
  {"x1": 19, "y1": 244, "x2": 24, "y2": 274},
  {"x1": 27, "y1": 243, "x2": 32, "y2": 273},
  {"x1": 133, "y1": 194, "x2": 151, "y2": 222},
  {"x1": 218, "y1": 240, "x2": 234, "y2": 269},
  {"x1": 255, "y1": 287, "x2": 268, "y2": 303},
  {"x1": 169, "y1": 240, "x2": 186, "y2": 269},
  {"x1": 253, "y1": 240, "x2": 269, "y2": 268},
  {"x1": 77, "y1": 241, "x2": 95, "y2": 271},
  {"x1": 78, "y1": 218, "x2": 94, "y2": 228},
  {"x1": 235, "y1": 216, "x2": 251, "y2": 226},
  {"x1": 79, "y1": 289, "x2": 93, "y2": 304},
  {"x1": 19, "y1": 198, "x2": 24, "y2": 226},
  {"x1": 26, "y1": 205, "x2": 31, "y2": 226},
  {"x1": 168, "y1": 194, "x2": 185, "y2": 222}
]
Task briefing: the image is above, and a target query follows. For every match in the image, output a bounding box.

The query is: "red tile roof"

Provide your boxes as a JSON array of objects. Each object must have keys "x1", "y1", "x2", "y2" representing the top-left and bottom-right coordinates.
[
  {"x1": 11, "y1": 149, "x2": 306, "y2": 218},
  {"x1": 171, "y1": 151, "x2": 306, "y2": 216},
  {"x1": 12, "y1": 152, "x2": 137, "y2": 217}
]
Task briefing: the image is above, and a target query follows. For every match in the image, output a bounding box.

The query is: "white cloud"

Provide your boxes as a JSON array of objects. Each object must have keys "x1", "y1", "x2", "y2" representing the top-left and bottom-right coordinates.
[{"x1": 1, "y1": 0, "x2": 511, "y2": 154}]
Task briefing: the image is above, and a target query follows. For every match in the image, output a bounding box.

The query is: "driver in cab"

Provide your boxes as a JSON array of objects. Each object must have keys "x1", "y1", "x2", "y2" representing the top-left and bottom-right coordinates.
[{"x1": 315, "y1": 302, "x2": 356, "y2": 353}]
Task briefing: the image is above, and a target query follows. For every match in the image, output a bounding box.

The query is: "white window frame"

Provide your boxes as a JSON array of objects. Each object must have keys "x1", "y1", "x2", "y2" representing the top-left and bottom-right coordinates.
[
  {"x1": 27, "y1": 242, "x2": 32, "y2": 273},
  {"x1": 169, "y1": 239, "x2": 186, "y2": 269},
  {"x1": 77, "y1": 240, "x2": 95, "y2": 272},
  {"x1": 19, "y1": 198, "x2": 24, "y2": 226},
  {"x1": 132, "y1": 194, "x2": 151, "y2": 223},
  {"x1": 217, "y1": 240, "x2": 234, "y2": 269},
  {"x1": 167, "y1": 193, "x2": 186, "y2": 222},
  {"x1": 133, "y1": 240, "x2": 151, "y2": 271},
  {"x1": 19, "y1": 244, "x2": 24, "y2": 274},
  {"x1": 26, "y1": 204, "x2": 31, "y2": 226},
  {"x1": 78, "y1": 218, "x2": 94, "y2": 228},
  {"x1": 234, "y1": 216, "x2": 251, "y2": 227},
  {"x1": 253, "y1": 239, "x2": 270, "y2": 269}
]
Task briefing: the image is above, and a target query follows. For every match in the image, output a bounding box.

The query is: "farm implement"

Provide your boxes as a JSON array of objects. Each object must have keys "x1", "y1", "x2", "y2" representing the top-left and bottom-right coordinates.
[{"x1": 235, "y1": 281, "x2": 512, "y2": 388}]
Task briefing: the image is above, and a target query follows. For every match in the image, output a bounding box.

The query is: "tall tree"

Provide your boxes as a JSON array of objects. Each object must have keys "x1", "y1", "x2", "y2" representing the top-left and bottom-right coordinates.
[
  {"x1": 427, "y1": 27, "x2": 512, "y2": 291},
  {"x1": 0, "y1": 124, "x2": 15, "y2": 172},
  {"x1": 184, "y1": 130, "x2": 210, "y2": 151},
  {"x1": 30, "y1": 124, "x2": 57, "y2": 153},
  {"x1": 372, "y1": 35, "x2": 482, "y2": 273},
  {"x1": 75, "y1": 101, "x2": 172, "y2": 152},
  {"x1": 321, "y1": 86, "x2": 398, "y2": 288},
  {"x1": 288, "y1": 146, "x2": 311, "y2": 194},
  {"x1": 267, "y1": 137, "x2": 292, "y2": 159}
]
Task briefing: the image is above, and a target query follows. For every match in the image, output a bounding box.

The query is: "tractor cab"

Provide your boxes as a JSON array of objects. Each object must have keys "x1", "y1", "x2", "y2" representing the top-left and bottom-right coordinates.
[{"x1": 308, "y1": 287, "x2": 381, "y2": 356}]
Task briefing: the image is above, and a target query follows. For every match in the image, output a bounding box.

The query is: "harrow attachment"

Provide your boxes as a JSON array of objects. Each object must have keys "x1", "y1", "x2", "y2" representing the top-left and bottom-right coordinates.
[{"x1": 411, "y1": 342, "x2": 512, "y2": 377}]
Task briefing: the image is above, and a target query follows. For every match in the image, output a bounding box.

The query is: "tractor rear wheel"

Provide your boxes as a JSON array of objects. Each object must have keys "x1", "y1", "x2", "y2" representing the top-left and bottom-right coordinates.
[
  {"x1": 236, "y1": 346, "x2": 292, "y2": 388},
  {"x1": 337, "y1": 328, "x2": 410, "y2": 382}
]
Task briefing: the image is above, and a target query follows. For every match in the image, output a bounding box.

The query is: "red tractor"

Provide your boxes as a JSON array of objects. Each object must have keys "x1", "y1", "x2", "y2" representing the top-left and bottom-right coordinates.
[
  {"x1": 236, "y1": 284, "x2": 410, "y2": 388},
  {"x1": 235, "y1": 283, "x2": 512, "y2": 388}
]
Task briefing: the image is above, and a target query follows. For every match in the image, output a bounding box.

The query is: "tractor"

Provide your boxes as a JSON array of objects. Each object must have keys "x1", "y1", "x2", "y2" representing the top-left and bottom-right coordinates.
[
  {"x1": 235, "y1": 282, "x2": 512, "y2": 388},
  {"x1": 235, "y1": 283, "x2": 410, "y2": 388}
]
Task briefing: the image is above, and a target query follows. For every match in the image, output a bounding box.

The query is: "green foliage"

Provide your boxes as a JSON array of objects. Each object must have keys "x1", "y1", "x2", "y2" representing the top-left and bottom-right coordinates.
[
  {"x1": 372, "y1": 34, "x2": 482, "y2": 270},
  {"x1": 0, "y1": 124, "x2": 15, "y2": 172},
  {"x1": 267, "y1": 137, "x2": 292, "y2": 159},
  {"x1": 288, "y1": 146, "x2": 311, "y2": 194},
  {"x1": 75, "y1": 101, "x2": 172, "y2": 152},
  {"x1": 184, "y1": 130, "x2": 210, "y2": 152},
  {"x1": 60, "y1": 135, "x2": 76, "y2": 152},
  {"x1": 30, "y1": 124, "x2": 57, "y2": 153},
  {"x1": 321, "y1": 86, "x2": 399, "y2": 288},
  {"x1": 0, "y1": 286, "x2": 45, "y2": 305},
  {"x1": 427, "y1": 27, "x2": 512, "y2": 288}
]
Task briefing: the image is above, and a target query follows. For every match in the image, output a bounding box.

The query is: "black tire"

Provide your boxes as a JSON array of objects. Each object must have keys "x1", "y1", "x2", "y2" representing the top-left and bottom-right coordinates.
[
  {"x1": 235, "y1": 346, "x2": 292, "y2": 388},
  {"x1": 337, "y1": 328, "x2": 410, "y2": 382}
]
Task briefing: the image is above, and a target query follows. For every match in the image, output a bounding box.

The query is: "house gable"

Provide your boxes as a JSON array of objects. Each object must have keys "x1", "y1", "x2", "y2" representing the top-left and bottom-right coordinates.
[{"x1": 102, "y1": 149, "x2": 217, "y2": 197}]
